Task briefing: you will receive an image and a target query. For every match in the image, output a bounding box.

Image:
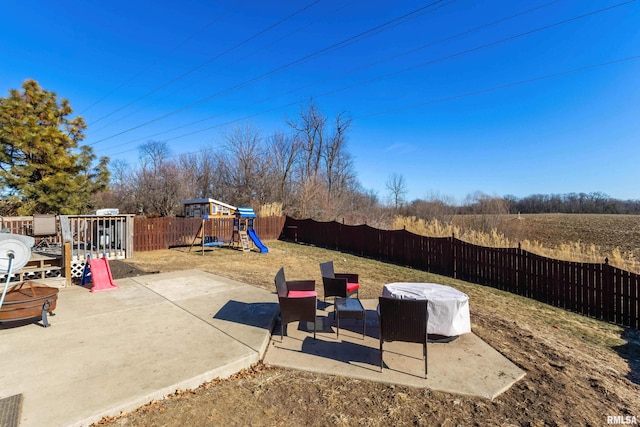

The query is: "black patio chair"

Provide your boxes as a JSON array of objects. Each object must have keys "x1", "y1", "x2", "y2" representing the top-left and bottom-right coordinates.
[
  {"x1": 319, "y1": 261, "x2": 360, "y2": 305},
  {"x1": 274, "y1": 267, "x2": 317, "y2": 341},
  {"x1": 379, "y1": 296, "x2": 429, "y2": 378}
]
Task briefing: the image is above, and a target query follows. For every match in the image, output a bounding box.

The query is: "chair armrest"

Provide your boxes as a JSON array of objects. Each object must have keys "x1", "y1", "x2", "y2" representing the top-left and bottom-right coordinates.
[
  {"x1": 279, "y1": 295, "x2": 317, "y2": 323},
  {"x1": 286, "y1": 280, "x2": 316, "y2": 292},
  {"x1": 335, "y1": 273, "x2": 359, "y2": 283},
  {"x1": 279, "y1": 295, "x2": 316, "y2": 308},
  {"x1": 322, "y1": 276, "x2": 348, "y2": 298}
]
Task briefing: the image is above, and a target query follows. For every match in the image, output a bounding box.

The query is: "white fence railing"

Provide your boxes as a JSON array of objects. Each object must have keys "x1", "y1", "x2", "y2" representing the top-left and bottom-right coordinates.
[
  {"x1": 1, "y1": 214, "x2": 134, "y2": 279},
  {"x1": 62, "y1": 215, "x2": 134, "y2": 261}
]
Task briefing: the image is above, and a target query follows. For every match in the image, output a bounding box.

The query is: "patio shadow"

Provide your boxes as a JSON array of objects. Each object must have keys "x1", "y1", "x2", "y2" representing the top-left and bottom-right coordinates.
[
  {"x1": 213, "y1": 300, "x2": 279, "y2": 329},
  {"x1": 612, "y1": 327, "x2": 640, "y2": 385},
  {"x1": 299, "y1": 336, "x2": 379, "y2": 367}
]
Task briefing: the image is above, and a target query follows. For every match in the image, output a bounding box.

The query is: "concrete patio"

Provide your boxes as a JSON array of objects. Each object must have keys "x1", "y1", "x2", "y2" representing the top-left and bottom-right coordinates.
[
  {"x1": 265, "y1": 299, "x2": 525, "y2": 398},
  {"x1": 0, "y1": 270, "x2": 525, "y2": 426}
]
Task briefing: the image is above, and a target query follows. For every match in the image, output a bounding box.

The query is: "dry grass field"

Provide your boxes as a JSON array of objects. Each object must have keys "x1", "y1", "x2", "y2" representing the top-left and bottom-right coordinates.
[
  {"x1": 397, "y1": 213, "x2": 640, "y2": 271},
  {"x1": 480, "y1": 213, "x2": 640, "y2": 259},
  {"x1": 97, "y1": 218, "x2": 640, "y2": 426}
]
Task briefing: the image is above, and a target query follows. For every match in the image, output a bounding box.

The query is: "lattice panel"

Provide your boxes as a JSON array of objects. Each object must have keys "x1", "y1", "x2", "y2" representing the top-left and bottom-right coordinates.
[
  {"x1": 46, "y1": 269, "x2": 62, "y2": 278},
  {"x1": 0, "y1": 269, "x2": 61, "y2": 281},
  {"x1": 71, "y1": 261, "x2": 87, "y2": 278}
]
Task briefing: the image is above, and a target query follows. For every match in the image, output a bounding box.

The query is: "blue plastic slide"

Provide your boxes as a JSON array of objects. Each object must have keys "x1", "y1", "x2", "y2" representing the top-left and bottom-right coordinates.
[{"x1": 248, "y1": 229, "x2": 268, "y2": 253}]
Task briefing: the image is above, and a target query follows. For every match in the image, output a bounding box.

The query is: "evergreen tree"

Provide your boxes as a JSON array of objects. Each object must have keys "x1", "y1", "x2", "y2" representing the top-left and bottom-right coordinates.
[{"x1": 0, "y1": 79, "x2": 109, "y2": 215}]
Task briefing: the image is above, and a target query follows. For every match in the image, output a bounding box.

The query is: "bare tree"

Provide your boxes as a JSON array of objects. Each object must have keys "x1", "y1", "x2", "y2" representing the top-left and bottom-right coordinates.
[
  {"x1": 287, "y1": 100, "x2": 326, "y2": 180},
  {"x1": 139, "y1": 140, "x2": 170, "y2": 174},
  {"x1": 178, "y1": 146, "x2": 221, "y2": 199},
  {"x1": 404, "y1": 192, "x2": 457, "y2": 225},
  {"x1": 386, "y1": 173, "x2": 408, "y2": 210},
  {"x1": 222, "y1": 124, "x2": 264, "y2": 206},
  {"x1": 289, "y1": 174, "x2": 327, "y2": 219},
  {"x1": 461, "y1": 191, "x2": 509, "y2": 232},
  {"x1": 129, "y1": 140, "x2": 191, "y2": 216},
  {"x1": 285, "y1": 103, "x2": 361, "y2": 220},
  {"x1": 102, "y1": 105, "x2": 372, "y2": 220},
  {"x1": 323, "y1": 112, "x2": 353, "y2": 201},
  {"x1": 267, "y1": 131, "x2": 300, "y2": 208},
  {"x1": 147, "y1": 161, "x2": 189, "y2": 216},
  {"x1": 105, "y1": 159, "x2": 138, "y2": 213}
]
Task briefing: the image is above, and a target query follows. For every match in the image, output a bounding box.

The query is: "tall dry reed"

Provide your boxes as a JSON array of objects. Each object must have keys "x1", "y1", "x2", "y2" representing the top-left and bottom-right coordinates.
[
  {"x1": 392, "y1": 215, "x2": 639, "y2": 273},
  {"x1": 258, "y1": 202, "x2": 283, "y2": 217}
]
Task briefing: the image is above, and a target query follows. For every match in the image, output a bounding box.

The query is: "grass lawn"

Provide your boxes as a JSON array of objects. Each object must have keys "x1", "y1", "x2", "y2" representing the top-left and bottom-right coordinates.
[{"x1": 99, "y1": 240, "x2": 640, "y2": 426}]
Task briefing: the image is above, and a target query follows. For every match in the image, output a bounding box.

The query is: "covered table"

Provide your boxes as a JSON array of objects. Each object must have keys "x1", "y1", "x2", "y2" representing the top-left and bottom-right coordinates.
[{"x1": 382, "y1": 282, "x2": 471, "y2": 337}]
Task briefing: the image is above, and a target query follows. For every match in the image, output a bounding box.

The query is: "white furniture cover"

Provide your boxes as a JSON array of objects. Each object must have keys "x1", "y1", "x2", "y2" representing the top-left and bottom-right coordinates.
[{"x1": 382, "y1": 282, "x2": 471, "y2": 336}]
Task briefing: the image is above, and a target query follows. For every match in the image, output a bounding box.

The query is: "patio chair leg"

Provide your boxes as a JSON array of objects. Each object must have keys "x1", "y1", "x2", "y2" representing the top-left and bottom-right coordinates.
[
  {"x1": 424, "y1": 342, "x2": 428, "y2": 379},
  {"x1": 41, "y1": 300, "x2": 51, "y2": 328}
]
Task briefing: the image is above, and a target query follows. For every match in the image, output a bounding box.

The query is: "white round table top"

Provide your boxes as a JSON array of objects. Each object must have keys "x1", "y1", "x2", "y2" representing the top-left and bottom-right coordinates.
[{"x1": 382, "y1": 282, "x2": 468, "y2": 302}]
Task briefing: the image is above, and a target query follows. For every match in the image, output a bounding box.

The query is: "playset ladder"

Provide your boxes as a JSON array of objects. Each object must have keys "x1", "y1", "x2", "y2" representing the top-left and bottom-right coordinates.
[{"x1": 239, "y1": 230, "x2": 251, "y2": 251}]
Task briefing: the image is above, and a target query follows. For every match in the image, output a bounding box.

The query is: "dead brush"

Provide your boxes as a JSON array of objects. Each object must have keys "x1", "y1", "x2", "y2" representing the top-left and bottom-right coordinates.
[{"x1": 393, "y1": 215, "x2": 640, "y2": 273}]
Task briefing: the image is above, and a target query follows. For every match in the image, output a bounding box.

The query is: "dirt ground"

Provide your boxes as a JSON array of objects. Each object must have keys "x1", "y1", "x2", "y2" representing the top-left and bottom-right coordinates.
[
  {"x1": 97, "y1": 239, "x2": 640, "y2": 426},
  {"x1": 501, "y1": 214, "x2": 640, "y2": 257},
  {"x1": 455, "y1": 213, "x2": 640, "y2": 262}
]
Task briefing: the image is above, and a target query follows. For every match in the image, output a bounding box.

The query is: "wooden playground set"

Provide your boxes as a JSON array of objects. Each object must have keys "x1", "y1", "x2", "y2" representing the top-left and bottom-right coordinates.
[{"x1": 189, "y1": 207, "x2": 268, "y2": 254}]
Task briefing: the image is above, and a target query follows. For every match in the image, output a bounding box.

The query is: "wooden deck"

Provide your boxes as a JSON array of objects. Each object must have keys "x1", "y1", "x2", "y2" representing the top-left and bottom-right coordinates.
[{"x1": 5, "y1": 252, "x2": 63, "y2": 282}]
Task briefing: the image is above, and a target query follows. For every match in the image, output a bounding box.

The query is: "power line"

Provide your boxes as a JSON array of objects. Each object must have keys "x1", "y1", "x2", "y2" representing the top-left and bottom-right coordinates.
[
  {"x1": 311, "y1": 0, "x2": 637, "y2": 103},
  {"x1": 88, "y1": 0, "x2": 454, "y2": 145},
  {"x1": 87, "y1": 0, "x2": 322, "y2": 127},
  {"x1": 356, "y1": 55, "x2": 640, "y2": 120},
  {"x1": 101, "y1": 55, "x2": 640, "y2": 160},
  {"x1": 89, "y1": 0, "x2": 359, "y2": 135},
  {"x1": 96, "y1": 0, "x2": 635, "y2": 154},
  {"x1": 94, "y1": 0, "x2": 560, "y2": 154},
  {"x1": 80, "y1": 2, "x2": 245, "y2": 116}
]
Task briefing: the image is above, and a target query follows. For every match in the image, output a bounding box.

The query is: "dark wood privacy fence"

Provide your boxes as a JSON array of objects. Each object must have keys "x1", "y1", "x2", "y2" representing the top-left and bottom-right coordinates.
[
  {"x1": 282, "y1": 217, "x2": 639, "y2": 330},
  {"x1": 133, "y1": 216, "x2": 286, "y2": 252}
]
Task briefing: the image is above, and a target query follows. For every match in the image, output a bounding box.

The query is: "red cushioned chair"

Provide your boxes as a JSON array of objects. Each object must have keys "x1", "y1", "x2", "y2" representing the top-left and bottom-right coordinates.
[
  {"x1": 274, "y1": 267, "x2": 317, "y2": 341},
  {"x1": 319, "y1": 261, "x2": 360, "y2": 305}
]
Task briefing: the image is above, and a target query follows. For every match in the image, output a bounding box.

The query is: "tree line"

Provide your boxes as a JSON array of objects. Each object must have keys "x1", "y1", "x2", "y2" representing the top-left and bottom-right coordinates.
[
  {"x1": 1, "y1": 80, "x2": 638, "y2": 224},
  {"x1": 100, "y1": 101, "x2": 387, "y2": 224},
  {"x1": 401, "y1": 191, "x2": 640, "y2": 221},
  {"x1": 503, "y1": 192, "x2": 640, "y2": 215}
]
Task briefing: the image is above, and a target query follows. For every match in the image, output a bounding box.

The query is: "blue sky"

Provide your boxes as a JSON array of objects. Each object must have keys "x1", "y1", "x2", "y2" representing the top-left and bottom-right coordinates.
[{"x1": 1, "y1": 0, "x2": 639, "y2": 203}]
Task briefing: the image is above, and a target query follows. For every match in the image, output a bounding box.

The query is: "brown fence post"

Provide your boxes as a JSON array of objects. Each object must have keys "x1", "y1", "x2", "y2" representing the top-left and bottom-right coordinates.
[
  {"x1": 603, "y1": 258, "x2": 615, "y2": 323},
  {"x1": 451, "y1": 232, "x2": 457, "y2": 279},
  {"x1": 517, "y1": 242, "x2": 522, "y2": 296},
  {"x1": 282, "y1": 219, "x2": 637, "y2": 330}
]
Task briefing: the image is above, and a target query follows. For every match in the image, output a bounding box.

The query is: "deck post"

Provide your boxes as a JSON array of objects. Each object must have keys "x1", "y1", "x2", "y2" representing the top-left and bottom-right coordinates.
[{"x1": 63, "y1": 242, "x2": 72, "y2": 286}]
